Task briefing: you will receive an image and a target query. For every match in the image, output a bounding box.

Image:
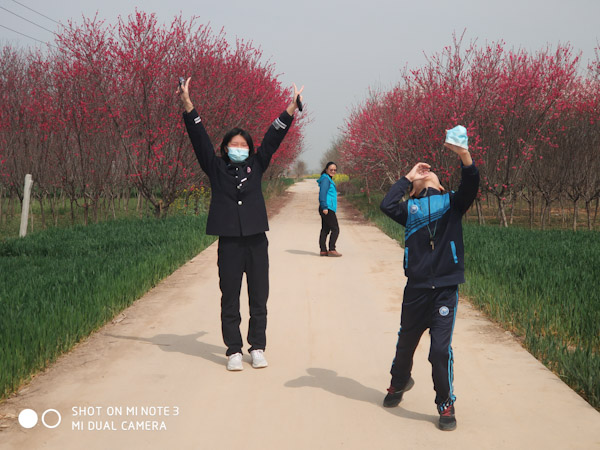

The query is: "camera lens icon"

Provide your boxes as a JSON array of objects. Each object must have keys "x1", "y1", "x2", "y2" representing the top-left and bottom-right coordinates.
[
  {"x1": 18, "y1": 409, "x2": 38, "y2": 428},
  {"x1": 18, "y1": 409, "x2": 62, "y2": 429}
]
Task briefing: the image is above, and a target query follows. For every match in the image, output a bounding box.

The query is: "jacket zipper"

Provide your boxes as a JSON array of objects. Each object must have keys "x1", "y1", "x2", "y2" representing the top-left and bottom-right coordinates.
[{"x1": 428, "y1": 194, "x2": 435, "y2": 289}]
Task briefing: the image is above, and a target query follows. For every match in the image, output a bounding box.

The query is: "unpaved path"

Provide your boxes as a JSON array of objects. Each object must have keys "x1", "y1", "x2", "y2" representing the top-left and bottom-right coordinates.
[{"x1": 0, "y1": 180, "x2": 598, "y2": 450}]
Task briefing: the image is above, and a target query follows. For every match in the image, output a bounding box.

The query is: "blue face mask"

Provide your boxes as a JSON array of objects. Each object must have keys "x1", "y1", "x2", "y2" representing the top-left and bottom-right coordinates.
[
  {"x1": 445, "y1": 125, "x2": 468, "y2": 149},
  {"x1": 227, "y1": 147, "x2": 249, "y2": 163}
]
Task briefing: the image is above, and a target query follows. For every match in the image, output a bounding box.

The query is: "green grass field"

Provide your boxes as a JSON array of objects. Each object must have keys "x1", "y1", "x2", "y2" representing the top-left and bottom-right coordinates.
[
  {"x1": 0, "y1": 215, "x2": 217, "y2": 398},
  {"x1": 461, "y1": 225, "x2": 600, "y2": 409},
  {"x1": 345, "y1": 192, "x2": 600, "y2": 410}
]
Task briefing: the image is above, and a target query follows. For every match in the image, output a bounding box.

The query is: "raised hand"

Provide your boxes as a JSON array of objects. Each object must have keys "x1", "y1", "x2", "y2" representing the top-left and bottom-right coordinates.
[
  {"x1": 406, "y1": 162, "x2": 431, "y2": 182},
  {"x1": 176, "y1": 77, "x2": 194, "y2": 113},
  {"x1": 443, "y1": 142, "x2": 473, "y2": 166},
  {"x1": 443, "y1": 142, "x2": 467, "y2": 154},
  {"x1": 287, "y1": 83, "x2": 304, "y2": 115}
]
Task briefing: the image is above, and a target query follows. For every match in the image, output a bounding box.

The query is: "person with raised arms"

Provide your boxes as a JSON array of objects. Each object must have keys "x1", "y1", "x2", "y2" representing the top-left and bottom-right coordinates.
[
  {"x1": 177, "y1": 78, "x2": 303, "y2": 371},
  {"x1": 379, "y1": 126, "x2": 479, "y2": 431}
]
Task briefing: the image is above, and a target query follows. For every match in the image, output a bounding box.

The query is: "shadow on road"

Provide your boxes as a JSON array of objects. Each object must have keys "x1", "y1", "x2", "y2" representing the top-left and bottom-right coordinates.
[
  {"x1": 284, "y1": 368, "x2": 436, "y2": 425},
  {"x1": 105, "y1": 331, "x2": 227, "y2": 367},
  {"x1": 285, "y1": 249, "x2": 321, "y2": 256}
]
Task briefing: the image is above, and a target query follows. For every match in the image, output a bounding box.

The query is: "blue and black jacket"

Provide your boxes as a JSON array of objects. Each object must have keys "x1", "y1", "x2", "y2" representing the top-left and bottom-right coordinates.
[{"x1": 380, "y1": 164, "x2": 479, "y2": 289}]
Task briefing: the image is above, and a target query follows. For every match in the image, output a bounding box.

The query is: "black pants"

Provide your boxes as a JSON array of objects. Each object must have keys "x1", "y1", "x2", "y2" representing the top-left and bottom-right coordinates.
[
  {"x1": 217, "y1": 233, "x2": 269, "y2": 356},
  {"x1": 390, "y1": 285, "x2": 458, "y2": 411},
  {"x1": 319, "y1": 207, "x2": 340, "y2": 252}
]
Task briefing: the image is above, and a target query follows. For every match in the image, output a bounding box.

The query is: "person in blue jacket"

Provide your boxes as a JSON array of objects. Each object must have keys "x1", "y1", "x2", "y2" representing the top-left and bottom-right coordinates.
[
  {"x1": 379, "y1": 136, "x2": 479, "y2": 431},
  {"x1": 317, "y1": 162, "x2": 342, "y2": 257}
]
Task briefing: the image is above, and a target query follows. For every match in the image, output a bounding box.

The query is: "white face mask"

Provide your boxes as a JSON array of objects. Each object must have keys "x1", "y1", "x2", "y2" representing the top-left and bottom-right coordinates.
[{"x1": 227, "y1": 147, "x2": 249, "y2": 163}]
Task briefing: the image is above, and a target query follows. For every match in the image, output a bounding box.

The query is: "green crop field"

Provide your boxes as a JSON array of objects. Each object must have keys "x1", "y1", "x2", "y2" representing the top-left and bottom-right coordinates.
[
  {"x1": 345, "y1": 192, "x2": 600, "y2": 410},
  {"x1": 0, "y1": 215, "x2": 217, "y2": 398},
  {"x1": 462, "y1": 224, "x2": 600, "y2": 409}
]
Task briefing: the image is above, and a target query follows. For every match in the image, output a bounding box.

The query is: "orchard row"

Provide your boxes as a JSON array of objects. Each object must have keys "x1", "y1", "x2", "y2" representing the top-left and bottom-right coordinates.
[
  {"x1": 340, "y1": 35, "x2": 600, "y2": 229},
  {"x1": 0, "y1": 12, "x2": 304, "y2": 220}
]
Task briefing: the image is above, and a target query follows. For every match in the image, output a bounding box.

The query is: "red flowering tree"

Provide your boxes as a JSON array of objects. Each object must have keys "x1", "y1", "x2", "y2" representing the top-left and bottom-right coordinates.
[
  {"x1": 555, "y1": 81, "x2": 600, "y2": 230},
  {"x1": 110, "y1": 12, "x2": 303, "y2": 216},
  {"x1": 472, "y1": 45, "x2": 579, "y2": 226},
  {"x1": 341, "y1": 38, "x2": 586, "y2": 228},
  {"x1": 0, "y1": 46, "x2": 34, "y2": 202},
  {"x1": 0, "y1": 12, "x2": 305, "y2": 223},
  {"x1": 52, "y1": 16, "x2": 119, "y2": 224}
]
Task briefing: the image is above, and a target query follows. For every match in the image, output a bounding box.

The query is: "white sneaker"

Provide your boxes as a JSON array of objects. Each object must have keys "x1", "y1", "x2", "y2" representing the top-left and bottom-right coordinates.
[
  {"x1": 250, "y1": 350, "x2": 268, "y2": 368},
  {"x1": 226, "y1": 353, "x2": 243, "y2": 371}
]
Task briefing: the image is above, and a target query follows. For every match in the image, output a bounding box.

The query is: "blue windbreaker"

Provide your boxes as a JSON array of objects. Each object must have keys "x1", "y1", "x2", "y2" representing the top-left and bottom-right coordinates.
[{"x1": 317, "y1": 174, "x2": 337, "y2": 212}]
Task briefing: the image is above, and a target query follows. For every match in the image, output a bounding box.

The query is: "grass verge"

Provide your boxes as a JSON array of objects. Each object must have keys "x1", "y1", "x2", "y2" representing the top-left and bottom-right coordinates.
[{"x1": 0, "y1": 215, "x2": 216, "y2": 399}]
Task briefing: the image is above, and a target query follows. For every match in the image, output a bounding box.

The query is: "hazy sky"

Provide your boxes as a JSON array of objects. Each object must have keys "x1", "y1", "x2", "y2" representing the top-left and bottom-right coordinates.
[{"x1": 1, "y1": 0, "x2": 599, "y2": 170}]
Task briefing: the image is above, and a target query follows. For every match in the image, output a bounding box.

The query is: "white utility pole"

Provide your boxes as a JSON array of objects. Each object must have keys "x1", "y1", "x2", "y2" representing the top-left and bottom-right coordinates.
[{"x1": 19, "y1": 174, "x2": 33, "y2": 238}]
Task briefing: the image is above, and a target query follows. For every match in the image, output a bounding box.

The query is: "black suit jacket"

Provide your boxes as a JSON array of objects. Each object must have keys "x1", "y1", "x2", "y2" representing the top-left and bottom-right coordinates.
[{"x1": 183, "y1": 109, "x2": 293, "y2": 236}]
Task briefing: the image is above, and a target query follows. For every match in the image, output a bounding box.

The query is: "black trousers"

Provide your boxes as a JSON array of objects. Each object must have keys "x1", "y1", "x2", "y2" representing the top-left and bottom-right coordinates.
[
  {"x1": 217, "y1": 233, "x2": 269, "y2": 356},
  {"x1": 319, "y1": 207, "x2": 340, "y2": 252},
  {"x1": 390, "y1": 285, "x2": 458, "y2": 411}
]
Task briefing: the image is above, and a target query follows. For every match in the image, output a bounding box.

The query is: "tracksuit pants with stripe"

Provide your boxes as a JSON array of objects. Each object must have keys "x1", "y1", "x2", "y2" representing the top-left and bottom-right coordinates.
[
  {"x1": 217, "y1": 233, "x2": 269, "y2": 356},
  {"x1": 390, "y1": 285, "x2": 458, "y2": 411}
]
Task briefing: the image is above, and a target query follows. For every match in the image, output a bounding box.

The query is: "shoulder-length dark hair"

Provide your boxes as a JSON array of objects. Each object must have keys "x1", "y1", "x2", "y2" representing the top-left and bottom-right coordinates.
[
  {"x1": 321, "y1": 161, "x2": 337, "y2": 175},
  {"x1": 219, "y1": 128, "x2": 255, "y2": 160}
]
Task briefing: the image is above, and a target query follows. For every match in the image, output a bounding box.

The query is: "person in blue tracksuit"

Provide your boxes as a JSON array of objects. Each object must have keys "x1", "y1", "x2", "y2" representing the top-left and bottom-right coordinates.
[
  {"x1": 317, "y1": 162, "x2": 342, "y2": 257},
  {"x1": 379, "y1": 139, "x2": 479, "y2": 431}
]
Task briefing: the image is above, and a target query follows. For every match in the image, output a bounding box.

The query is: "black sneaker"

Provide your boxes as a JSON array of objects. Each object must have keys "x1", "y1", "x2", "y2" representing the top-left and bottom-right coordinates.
[
  {"x1": 382, "y1": 377, "x2": 414, "y2": 407},
  {"x1": 438, "y1": 404, "x2": 457, "y2": 431}
]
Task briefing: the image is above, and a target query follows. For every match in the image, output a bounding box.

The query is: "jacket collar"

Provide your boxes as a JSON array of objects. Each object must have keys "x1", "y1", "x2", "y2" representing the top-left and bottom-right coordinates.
[{"x1": 416, "y1": 187, "x2": 441, "y2": 198}]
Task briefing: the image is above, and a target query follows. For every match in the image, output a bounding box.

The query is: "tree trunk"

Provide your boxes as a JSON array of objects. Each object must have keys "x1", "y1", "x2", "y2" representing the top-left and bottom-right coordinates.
[
  {"x1": 8, "y1": 194, "x2": 14, "y2": 219},
  {"x1": 529, "y1": 194, "x2": 535, "y2": 229},
  {"x1": 585, "y1": 200, "x2": 592, "y2": 230},
  {"x1": 594, "y1": 197, "x2": 599, "y2": 226},
  {"x1": 103, "y1": 195, "x2": 108, "y2": 221},
  {"x1": 559, "y1": 196, "x2": 567, "y2": 227},
  {"x1": 70, "y1": 198, "x2": 75, "y2": 226},
  {"x1": 111, "y1": 194, "x2": 117, "y2": 219},
  {"x1": 49, "y1": 191, "x2": 57, "y2": 226},
  {"x1": 139, "y1": 196, "x2": 148, "y2": 219},
  {"x1": 497, "y1": 196, "x2": 508, "y2": 227},
  {"x1": 37, "y1": 194, "x2": 47, "y2": 229},
  {"x1": 92, "y1": 196, "x2": 99, "y2": 224},
  {"x1": 572, "y1": 199, "x2": 578, "y2": 232},
  {"x1": 540, "y1": 199, "x2": 550, "y2": 230},
  {"x1": 475, "y1": 198, "x2": 485, "y2": 225},
  {"x1": 83, "y1": 201, "x2": 89, "y2": 226}
]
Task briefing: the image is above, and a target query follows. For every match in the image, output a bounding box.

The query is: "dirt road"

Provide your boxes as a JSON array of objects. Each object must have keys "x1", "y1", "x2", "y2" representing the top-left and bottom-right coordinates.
[{"x1": 0, "y1": 180, "x2": 598, "y2": 449}]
